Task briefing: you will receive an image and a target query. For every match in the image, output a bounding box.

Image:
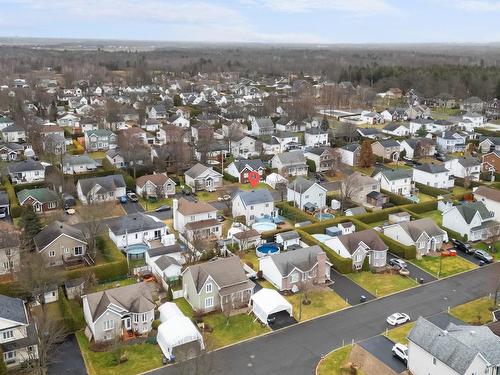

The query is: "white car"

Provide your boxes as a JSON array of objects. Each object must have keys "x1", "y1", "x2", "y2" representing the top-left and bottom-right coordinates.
[
  {"x1": 386, "y1": 313, "x2": 410, "y2": 326},
  {"x1": 392, "y1": 343, "x2": 408, "y2": 363},
  {"x1": 217, "y1": 194, "x2": 231, "y2": 201}
]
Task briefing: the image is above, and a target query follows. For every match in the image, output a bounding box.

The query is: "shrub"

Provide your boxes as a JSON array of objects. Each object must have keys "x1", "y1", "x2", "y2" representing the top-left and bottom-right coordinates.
[
  {"x1": 381, "y1": 189, "x2": 413, "y2": 206},
  {"x1": 415, "y1": 182, "x2": 448, "y2": 197},
  {"x1": 58, "y1": 288, "x2": 85, "y2": 331},
  {"x1": 222, "y1": 172, "x2": 239, "y2": 183},
  {"x1": 380, "y1": 233, "x2": 416, "y2": 260},
  {"x1": 406, "y1": 200, "x2": 437, "y2": 214},
  {"x1": 306, "y1": 159, "x2": 316, "y2": 173},
  {"x1": 152, "y1": 320, "x2": 161, "y2": 330},
  {"x1": 276, "y1": 201, "x2": 318, "y2": 224}
]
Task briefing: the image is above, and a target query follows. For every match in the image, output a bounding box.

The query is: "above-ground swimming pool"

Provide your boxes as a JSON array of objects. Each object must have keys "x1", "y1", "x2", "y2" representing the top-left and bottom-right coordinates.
[
  {"x1": 124, "y1": 243, "x2": 148, "y2": 259},
  {"x1": 252, "y1": 221, "x2": 278, "y2": 233},
  {"x1": 312, "y1": 234, "x2": 333, "y2": 243},
  {"x1": 315, "y1": 212, "x2": 335, "y2": 220},
  {"x1": 256, "y1": 243, "x2": 281, "y2": 257}
]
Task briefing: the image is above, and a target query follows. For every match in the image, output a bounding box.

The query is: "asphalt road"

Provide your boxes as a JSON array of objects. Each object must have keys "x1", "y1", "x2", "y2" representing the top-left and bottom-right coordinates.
[
  {"x1": 359, "y1": 335, "x2": 406, "y2": 373},
  {"x1": 329, "y1": 269, "x2": 376, "y2": 305},
  {"x1": 147, "y1": 262, "x2": 500, "y2": 375}
]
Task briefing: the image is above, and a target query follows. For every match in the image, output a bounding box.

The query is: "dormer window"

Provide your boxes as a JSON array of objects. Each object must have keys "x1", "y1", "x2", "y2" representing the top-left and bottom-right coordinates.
[{"x1": 206, "y1": 283, "x2": 213, "y2": 293}]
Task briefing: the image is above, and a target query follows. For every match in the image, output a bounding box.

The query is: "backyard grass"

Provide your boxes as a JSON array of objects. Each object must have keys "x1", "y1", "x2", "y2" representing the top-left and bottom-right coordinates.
[
  {"x1": 195, "y1": 190, "x2": 220, "y2": 202},
  {"x1": 175, "y1": 298, "x2": 195, "y2": 319},
  {"x1": 385, "y1": 322, "x2": 415, "y2": 345},
  {"x1": 417, "y1": 193, "x2": 436, "y2": 203},
  {"x1": 87, "y1": 151, "x2": 107, "y2": 160},
  {"x1": 92, "y1": 278, "x2": 137, "y2": 292},
  {"x1": 347, "y1": 272, "x2": 418, "y2": 297},
  {"x1": 452, "y1": 186, "x2": 471, "y2": 197},
  {"x1": 450, "y1": 297, "x2": 497, "y2": 325},
  {"x1": 139, "y1": 197, "x2": 172, "y2": 212},
  {"x1": 411, "y1": 255, "x2": 477, "y2": 278},
  {"x1": 203, "y1": 313, "x2": 270, "y2": 350},
  {"x1": 76, "y1": 331, "x2": 163, "y2": 375},
  {"x1": 258, "y1": 279, "x2": 277, "y2": 290},
  {"x1": 317, "y1": 346, "x2": 366, "y2": 375},
  {"x1": 237, "y1": 250, "x2": 260, "y2": 271},
  {"x1": 285, "y1": 288, "x2": 349, "y2": 321},
  {"x1": 238, "y1": 182, "x2": 274, "y2": 191},
  {"x1": 419, "y1": 210, "x2": 443, "y2": 226}
]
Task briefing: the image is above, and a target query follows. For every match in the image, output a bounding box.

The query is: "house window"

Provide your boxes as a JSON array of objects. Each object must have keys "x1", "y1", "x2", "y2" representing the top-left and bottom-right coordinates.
[
  {"x1": 49, "y1": 250, "x2": 55, "y2": 257},
  {"x1": 2, "y1": 330, "x2": 14, "y2": 340},
  {"x1": 355, "y1": 254, "x2": 363, "y2": 262},
  {"x1": 64, "y1": 248, "x2": 70, "y2": 254},
  {"x1": 142, "y1": 313, "x2": 147, "y2": 322},
  {"x1": 74, "y1": 246, "x2": 83, "y2": 256},
  {"x1": 250, "y1": 206, "x2": 254, "y2": 210},
  {"x1": 206, "y1": 283, "x2": 213, "y2": 293},
  {"x1": 104, "y1": 320, "x2": 114, "y2": 331},
  {"x1": 432, "y1": 357, "x2": 436, "y2": 365},
  {"x1": 135, "y1": 234, "x2": 138, "y2": 239},
  {"x1": 290, "y1": 273, "x2": 299, "y2": 283},
  {"x1": 3, "y1": 351, "x2": 15, "y2": 363},
  {"x1": 48, "y1": 201, "x2": 57, "y2": 209},
  {"x1": 204, "y1": 297, "x2": 214, "y2": 308},
  {"x1": 133, "y1": 314, "x2": 139, "y2": 323}
]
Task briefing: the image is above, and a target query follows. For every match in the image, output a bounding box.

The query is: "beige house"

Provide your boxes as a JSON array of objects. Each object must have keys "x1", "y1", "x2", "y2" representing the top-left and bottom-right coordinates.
[
  {"x1": 371, "y1": 140, "x2": 401, "y2": 161},
  {"x1": 182, "y1": 257, "x2": 255, "y2": 314},
  {"x1": 33, "y1": 221, "x2": 87, "y2": 267},
  {"x1": 135, "y1": 173, "x2": 176, "y2": 198}
]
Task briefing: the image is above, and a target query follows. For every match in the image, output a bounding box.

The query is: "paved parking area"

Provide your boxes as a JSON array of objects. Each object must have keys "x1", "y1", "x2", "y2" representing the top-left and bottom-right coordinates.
[
  {"x1": 388, "y1": 253, "x2": 437, "y2": 283},
  {"x1": 123, "y1": 201, "x2": 145, "y2": 214},
  {"x1": 329, "y1": 269, "x2": 375, "y2": 305},
  {"x1": 359, "y1": 335, "x2": 406, "y2": 374},
  {"x1": 48, "y1": 334, "x2": 87, "y2": 375},
  {"x1": 269, "y1": 311, "x2": 298, "y2": 331},
  {"x1": 455, "y1": 249, "x2": 483, "y2": 266}
]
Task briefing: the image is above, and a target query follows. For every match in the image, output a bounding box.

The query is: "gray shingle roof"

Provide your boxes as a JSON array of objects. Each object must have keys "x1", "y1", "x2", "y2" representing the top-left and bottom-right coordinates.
[
  {"x1": 33, "y1": 221, "x2": 86, "y2": 251},
  {"x1": 288, "y1": 176, "x2": 325, "y2": 193},
  {"x1": 7, "y1": 159, "x2": 44, "y2": 173},
  {"x1": 233, "y1": 159, "x2": 265, "y2": 173},
  {"x1": 155, "y1": 255, "x2": 180, "y2": 270},
  {"x1": 455, "y1": 201, "x2": 493, "y2": 224},
  {"x1": 374, "y1": 168, "x2": 412, "y2": 181},
  {"x1": 77, "y1": 174, "x2": 126, "y2": 196},
  {"x1": 274, "y1": 151, "x2": 306, "y2": 165},
  {"x1": 185, "y1": 163, "x2": 210, "y2": 179},
  {"x1": 337, "y1": 229, "x2": 387, "y2": 255},
  {"x1": 377, "y1": 139, "x2": 400, "y2": 148},
  {"x1": 0, "y1": 295, "x2": 28, "y2": 325},
  {"x1": 276, "y1": 230, "x2": 300, "y2": 241},
  {"x1": 236, "y1": 189, "x2": 274, "y2": 206},
  {"x1": 414, "y1": 163, "x2": 449, "y2": 174},
  {"x1": 268, "y1": 245, "x2": 324, "y2": 276},
  {"x1": 63, "y1": 154, "x2": 98, "y2": 166},
  {"x1": 457, "y1": 157, "x2": 481, "y2": 168},
  {"x1": 396, "y1": 218, "x2": 445, "y2": 241},
  {"x1": 343, "y1": 143, "x2": 360, "y2": 152},
  {"x1": 107, "y1": 213, "x2": 165, "y2": 235}
]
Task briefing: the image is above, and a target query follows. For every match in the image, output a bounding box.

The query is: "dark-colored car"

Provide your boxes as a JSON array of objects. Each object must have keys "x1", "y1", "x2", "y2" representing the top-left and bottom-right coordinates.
[
  {"x1": 315, "y1": 173, "x2": 326, "y2": 183},
  {"x1": 451, "y1": 238, "x2": 474, "y2": 254},
  {"x1": 155, "y1": 205, "x2": 171, "y2": 212},
  {"x1": 473, "y1": 249, "x2": 493, "y2": 263},
  {"x1": 435, "y1": 153, "x2": 446, "y2": 162},
  {"x1": 118, "y1": 196, "x2": 128, "y2": 204},
  {"x1": 182, "y1": 188, "x2": 191, "y2": 196},
  {"x1": 389, "y1": 258, "x2": 407, "y2": 269}
]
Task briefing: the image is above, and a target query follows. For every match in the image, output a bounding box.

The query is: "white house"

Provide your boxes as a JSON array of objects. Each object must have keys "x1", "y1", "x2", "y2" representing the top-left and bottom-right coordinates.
[
  {"x1": 232, "y1": 189, "x2": 275, "y2": 225},
  {"x1": 413, "y1": 163, "x2": 454, "y2": 189},
  {"x1": 251, "y1": 117, "x2": 274, "y2": 136},
  {"x1": 184, "y1": 163, "x2": 223, "y2": 192},
  {"x1": 400, "y1": 138, "x2": 436, "y2": 159},
  {"x1": 338, "y1": 143, "x2": 360, "y2": 166},
  {"x1": 382, "y1": 123, "x2": 409, "y2": 137},
  {"x1": 462, "y1": 112, "x2": 484, "y2": 126},
  {"x1": 172, "y1": 198, "x2": 220, "y2": 239},
  {"x1": 135, "y1": 173, "x2": 176, "y2": 198},
  {"x1": 304, "y1": 128, "x2": 328, "y2": 147},
  {"x1": 275, "y1": 231, "x2": 301, "y2": 251},
  {"x1": 230, "y1": 135, "x2": 259, "y2": 159},
  {"x1": 287, "y1": 177, "x2": 327, "y2": 211},
  {"x1": 407, "y1": 317, "x2": 500, "y2": 375},
  {"x1": 61, "y1": 154, "x2": 98, "y2": 174},
  {"x1": 442, "y1": 201, "x2": 500, "y2": 242},
  {"x1": 474, "y1": 186, "x2": 500, "y2": 220},
  {"x1": 76, "y1": 174, "x2": 126, "y2": 205},
  {"x1": 436, "y1": 131, "x2": 466, "y2": 153},
  {"x1": 444, "y1": 157, "x2": 481, "y2": 181},
  {"x1": 7, "y1": 160, "x2": 45, "y2": 185},
  {"x1": 372, "y1": 168, "x2": 413, "y2": 196},
  {"x1": 408, "y1": 119, "x2": 433, "y2": 136},
  {"x1": 479, "y1": 137, "x2": 500, "y2": 154},
  {"x1": 271, "y1": 151, "x2": 308, "y2": 176},
  {"x1": 0, "y1": 124, "x2": 26, "y2": 143}
]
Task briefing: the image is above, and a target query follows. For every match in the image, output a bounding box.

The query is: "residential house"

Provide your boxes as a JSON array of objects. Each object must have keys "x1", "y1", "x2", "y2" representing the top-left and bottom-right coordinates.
[
  {"x1": 191, "y1": 122, "x2": 214, "y2": 143},
  {"x1": 407, "y1": 317, "x2": 500, "y2": 375},
  {"x1": 357, "y1": 128, "x2": 382, "y2": 140},
  {"x1": 0, "y1": 124, "x2": 26, "y2": 143},
  {"x1": 135, "y1": 173, "x2": 176, "y2": 198},
  {"x1": 0, "y1": 295, "x2": 39, "y2": 369},
  {"x1": 304, "y1": 147, "x2": 339, "y2": 173},
  {"x1": 225, "y1": 159, "x2": 265, "y2": 184},
  {"x1": 479, "y1": 137, "x2": 500, "y2": 154},
  {"x1": 345, "y1": 172, "x2": 381, "y2": 206},
  {"x1": 338, "y1": 143, "x2": 361, "y2": 166},
  {"x1": 382, "y1": 123, "x2": 410, "y2": 137},
  {"x1": 82, "y1": 283, "x2": 156, "y2": 343},
  {"x1": 0, "y1": 116, "x2": 14, "y2": 131},
  {"x1": 324, "y1": 229, "x2": 388, "y2": 271},
  {"x1": 232, "y1": 189, "x2": 275, "y2": 225},
  {"x1": 275, "y1": 231, "x2": 301, "y2": 251},
  {"x1": 251, "y1": 117, "x2": 275, "y2": 136},
  {"x1": 482, "y1": 151, "x2": 500, "y2": 173},
  {"x1": 436, "y1": 131, "x2": 467, "y2": 153},
  {"x1": 408, "y1": 118, "x2": 433, "y2": 135},
  {"x1": 166, "y1": 114, "x2": 190, "y2": 128},
  {"x1": 61, "y1": 154, "x2": 98, "y2": 174},
  {"x1": 443, "y1": 201, "x2": 500, "y2": 242},
  {"x1": 184, "y1": 163, "x2": 223, "y2": 192},
  {"x1": 84, "y1": 129, "x2": 117, "y2": 151},
  {"x1": 372, "y1": 168, "x2": 413, "y2": 196},
  {"x1": 383, "y1": 218, "x2": 448, "y2": 257},
  {"x1": 287, "y1": 177, "x2": 327, "y2": 211},
  {"x1": 230, "y1": 135, "x2": 259, "y2": 159},
  {"x1": 460, "y1": 96, "x2": 484, "y2": 112},
  {"x1": 272, "y1": 132, "x2": 301, "y2": 153},
  {"x1": 463, "y1": 112, "x2": 484, "y2": 126},
  {"x1": 148, "y1": 105, "x2": 167, "y2": 119},
  {"x1": 145, "y1": 243, "x2": 185, "y2": 270},
  {"x1": 182, "y1": 257, "x2": 254, "y2": 314},
  {"x1": 400, "y1": 138, "x2": 436, "y2": 159},
  {"x1": 371, "y1": 139, "x2": 401, "y2": 161},
  {"x1": 108, "y1": 213, "x2": 172, "y2": 250},
  {"x1": 259, "y1": 246, "x2": 331, "y2": 292},
  {"x1": 474, "y1": 186, "x2": 500, "y2": 220},
  {"x1": 0, "y1": 191, "x2": 9, "y2": 217},
  {"x1": 360, "y1": 111, "x2": 383, "y2": 125},
  {"x1": 17, "y1": 188, "x2": 59, "y2": 213},
  {"x1": 305, "y1": 128, "x2": 328, "y2": 147},
  {"x1": 7, "y1": 159, "x2": 45, "y2": 184},
  {"x1": 105, "y1": 149, "x2": 126, "y2": 168},
  {"x1": 444, "y1": 157, "x2": 481, "y2": 181},
  {"x1": 0, "y1": 142, "x2": 23, "y2": 161},
  {"x1": 172, "y1": 198, "x2": 221, "y2": 241},
  {"x1": 33, "y1": 221, "x2": 87, "y2": 267},
  {"x1": 76, "y1": 174, "x2": 126, "y2": 204},
  {"x1": 0, "y1": 222, "x2": 20, "y2": 276},
  {"x1": 428, "y1": 119, "x2": 455, "y2": 133},
  {"x1": 150, "y1": 255, "x2": 182, "y2": 286},
  {"x1": 271, "y1": 151, "x2": 308, "y2": 177},
  {"x1": 413, "y1": 163, "x2": 454, "y2": 189},
  {"x1": 232, "y1": 229, "x2": 261, "y2": 251}
]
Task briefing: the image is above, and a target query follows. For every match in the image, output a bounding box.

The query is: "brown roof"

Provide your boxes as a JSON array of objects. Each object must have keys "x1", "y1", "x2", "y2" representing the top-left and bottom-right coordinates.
[
  {"x1": 337, "y1": 229, "x2": 388, "y2": 255},
  {"x1": 136, "y1": 173, "x2": 171, "y2": 188},
  {"x1": 233, "y1": 229, "x2": 260, "y2": 240},
  {"x1": 39, "y1": 125, "x2": 64, "y2": 134},
  {"x1": 184, "y1": 218, "x2": 221, "y2": 231},
  {"x1": 177, "y1": 198, "x2": 217, "y2": 215},
  {"x1": 474, "y1": 186, "x2": 500, "y2": 203}
]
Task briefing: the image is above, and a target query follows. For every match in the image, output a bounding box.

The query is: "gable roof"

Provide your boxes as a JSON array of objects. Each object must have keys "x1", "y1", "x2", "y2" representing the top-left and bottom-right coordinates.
[
  {"x1": 155, "y1": 255, "x2": 180, "y2": 270},
  {"x1": 454, "y1": 201, "x2": 493, "y2": 224},
  {"x1": 287, "y1": 177, "x2": 325, "y2": 193},
  {"x1": 7, "y1": 159, "x2": 44, "y2": 173},
  {"x1": 376, "y1": 139, "x2": 400, "y2": 148},
  {"x1": 108, "y1": 213, "x2": 165, "y2": 235},
  {"x1": 396, "y1": 218, "x2": 445, "y2": 241},
  {"x1": 77, "y1": 174, "x2": 126, "y2": 196},
  {"x1": 177, "y1": 198, "x2": 217, "y2": 216},
  {"x1": 373, "y1": 168, "x2": 412, "y2": 181},
  {"x1": 17, "y1": 188, "x2": 58, "y2": 205},
  {"x1": 235, "y1": 189, "x2": 274, "y2": 206},
  {"x1": 185, "y1": 163, "x2": 221, "y2": 179},
  {"x1": 232, "y1": 159, "x2": 265, "y2": 173},
  {"x1": 336, "y1": 229, "x2": 388, "y2": 255},
  {"x1": 136, "y1": 173, "x2": 173, "y2": 189},
  {"x1": 268, "y1": 245, "x2": 325, "y2": 276},
  {"x1": 0, "y1": 295, "x2": 27, "y2": 325},
  {"x1": 33, "y1": 221, "x2": 86, "y2": 251},
  {"x1": 274, "y1": 151, "x2": 306, "y2": 165},
  {"x1": 474, "y1": 186, "x2": 500, "y2": 202},
  {"x1": 414, "y1": 163, "x2": 449, "y2": 174}
]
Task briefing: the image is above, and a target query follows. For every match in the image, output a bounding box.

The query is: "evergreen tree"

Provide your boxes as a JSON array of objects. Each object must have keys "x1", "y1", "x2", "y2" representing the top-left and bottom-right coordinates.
[
  {"x1": 358, "y1": 140, "x2": 374, "y2": 168},
  {"x1": 20, "y1": 205, "x2": 42, "y2": 252},
  {"x1": 173, "y1": 94, "x2": 182, "y2": 107},
  {"x1": 0, "y1": 348, "x2": 7, "y2": 375},
  {"x1": 320, "y1": 115, "x2": 330, "y2": 132}
]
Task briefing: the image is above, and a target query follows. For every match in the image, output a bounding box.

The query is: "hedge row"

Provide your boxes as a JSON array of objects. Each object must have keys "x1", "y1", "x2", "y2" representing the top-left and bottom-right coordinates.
[
  {"x1": 301, "y1": 216, "x2": 367, "y2": 235},
  {"x1": 58, "y1": 288, "x2": 85, "y2": 332},
  {"x1": 276, "y1": 201, "x2": 318, "y2": 224},
  {"x1": 222, "y1": 172, "x2": 239, "y2": 183},
  {"x1": 379, "y1": 232, "x2": 417, "y2": 260},
  {"x1": 453, "y1": 177, "x2": 482, "y2": 189},
  {"x1": 297, "y1": 229, "x2": 352, "y2": 273},
  {"x1": 406, "y1": 200, "x2": 438, "y2": 214},
  {"x1": 380, "y1": 189, "x2": 414, "y2": 206},
  {"x1": 356, "y1": 205, "x2": 411, "y2": 224},
  {"x1": 415, "y1": 182, "x2": 449, "y2": 197},
  {"x1": 2, "y1": 178, "x2": 22, "y2": 218}
]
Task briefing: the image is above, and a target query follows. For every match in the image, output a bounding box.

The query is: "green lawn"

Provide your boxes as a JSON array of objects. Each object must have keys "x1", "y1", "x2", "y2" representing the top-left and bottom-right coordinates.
[
  {"x1": 175, "y1": 298, "x2": 194, "y2": 319},
  {"x1": 258, "y1": 279, "x2": 277, "y2": 290},
  {"x1": 88, "y1": 151, "x2": 107, "y2": 160},
  {"x1": 450, "y1": 297, "x2": 497, "y2": 325},
  {"x1": 411, "y1": 255, "x2": 477, "y2": 278},
  {"x1": 139, "y1": 197, "x2": 172, "y2": 212},
  {"x1": 195, "y1": 190, "x2": 220, "y2": 202},
  {"x1": 368, "y1": 220, "x2": 386, "y2": 228},
  {"x1": 203, "y1": 313, "x2": 270, "y2": 350},
  {"x1": 237, "y1": 250, "x2": 260, "y2": 271},
  {"x1": 317, "y1": 346, "x2": 366, "y2": 375},
  {"x1": 285, "y1": 288, "x2": 349, "y2": 321},
  {"x1": 385, "y1": 322, "x2": 415, "y2": 345},
  {"x1": 92, "y1": 278, "x2": 137, "y2": 292},
  {"x1": 418, "y1": 193, "x2": 436, "y2": 203},
  {"x1": 238, "y1": 182, "x2": 274, "y2": 191},
  {"x1": 419, "y1": 210, "x2": 443, "y2": 226},
  {"x1": 76, "y1": 331, "x2": 163, "y2": 375},
  {"x1": 347, "y1": 272, "x2": 418, "y2": 296}
]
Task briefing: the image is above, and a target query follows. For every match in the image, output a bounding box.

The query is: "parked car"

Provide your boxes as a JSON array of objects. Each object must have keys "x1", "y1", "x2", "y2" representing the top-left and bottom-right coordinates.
[
  {"x1": 0, "y1": 207, "x2": 7, "y2": 219},
  {"x1": 315, "y1": 173, "x2": 326, "y2": 183},
  {"x1": 127, "y1": 192, "x2": 139, "y2": 202},
  {"x1": 182, "y1": 188, "x2": 191, "y2": 196},
  {"x1": 217, "y1": 194, "x2": 231, "y2": 201},
  {"x1": 65, "y1": 208, "x2": 76, "y2": 215},
  {"x1": 441, "y1": 249, "x2": 457, "y2": 257},
  {"x1": 451, "y1": 238, "x2": 474, "y2": 254},
  {"x1": 217, "y1": 214, "x2": 225, "y2": 222},
  {"x1": 392, "y1": 343, "x2": 408, "y2": 363},
  {"x1": 155, "y1": 205, "x2": 171, "y2": 212},
  {"x1": 473, "y1": 249, "x2": 493, "y2": 263},
  {"x1": 389, "y1": 258, "x2": 407, "y2": 269},
  {"x1": 119, "y1": 196, "x2": 128, "y2": 204},
  {"x1": 386, "y1": 312, "x2": 410, "y2": 326}
]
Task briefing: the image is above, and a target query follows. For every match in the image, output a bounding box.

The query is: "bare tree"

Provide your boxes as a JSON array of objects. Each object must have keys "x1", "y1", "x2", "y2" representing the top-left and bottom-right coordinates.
[
  {"x1": 339, "y1": 173, "x2": 362, "y2": 211},
  {"x1": 0, "y1": 222, "x2": 21, "y2": 277}
]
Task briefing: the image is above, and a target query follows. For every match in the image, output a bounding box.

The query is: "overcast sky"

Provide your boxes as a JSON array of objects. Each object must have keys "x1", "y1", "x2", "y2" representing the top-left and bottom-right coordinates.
[{"x1": 1, "y1": 0, "x2": 500, "y2": 44}]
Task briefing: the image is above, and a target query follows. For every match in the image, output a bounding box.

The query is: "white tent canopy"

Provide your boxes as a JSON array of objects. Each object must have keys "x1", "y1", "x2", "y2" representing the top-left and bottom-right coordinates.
[
  {"x1": 251, "y1": 288, "x2": 293, "y2": 325},
  {"x1": 157, "y1": 303, "x2": 205, "y2": 359}
]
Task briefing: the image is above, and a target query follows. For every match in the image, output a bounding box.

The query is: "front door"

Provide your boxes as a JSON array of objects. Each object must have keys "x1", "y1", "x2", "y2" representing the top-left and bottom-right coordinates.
[
  {"x1": 154, "y1": 230, "x2": 161, "y2": 239},
  {"x1": 123, "y1": 317, "x2": 131, "y2": 330},
  {"x1": 205, "y1": 178, "x2": 213, "y2": 189}
]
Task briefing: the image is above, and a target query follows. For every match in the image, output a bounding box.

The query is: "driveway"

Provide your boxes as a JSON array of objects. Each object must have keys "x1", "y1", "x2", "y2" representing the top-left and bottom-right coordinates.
[
  {"x1": 359, "y1": 335, "x2": 406, "y2": 374},
  {"x1": 48, "y1": 334, "x2": 86, "y2": 375},
  {"x1": 320, "y1": 181, "x2": 341, "y2": 193},
  {"x1": 269, "y1": 310, "x2": 298, "y2": 331},
  {"x1": 388, "y1": 252, "x2": 437, "y2": 283},
  {"x1": 455, "y1": 249, "x2": 484, "y2": 266},
  {"x1": 122, "y1": 201, "x2": 145, "y2": 214},
  {"x1": 329, "y1": 268, "x2": 375, "y2": 305}
]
